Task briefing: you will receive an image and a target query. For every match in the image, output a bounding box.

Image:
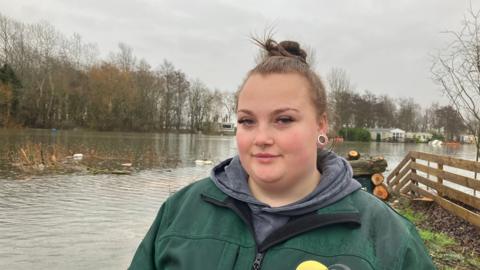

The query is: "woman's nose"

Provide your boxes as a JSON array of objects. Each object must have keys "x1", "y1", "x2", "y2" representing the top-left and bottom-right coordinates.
[{"x1": 253, "y1": 124, "x2": 274, "y2": 147}]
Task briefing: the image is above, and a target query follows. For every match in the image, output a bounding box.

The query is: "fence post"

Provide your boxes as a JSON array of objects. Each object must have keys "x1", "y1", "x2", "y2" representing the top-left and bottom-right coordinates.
[
  {"x1": 437, "y1": 162, "x2": 444, "y2": 197},
  {"x1": 426, "y1": 160, "x2": 430, "y2": 191},
  {"x1": 474, "y1": 171, "x2": 477, "y2": 197},
  {"x1": 410, "y1": 157, "x2": 417, "y2": 196}
]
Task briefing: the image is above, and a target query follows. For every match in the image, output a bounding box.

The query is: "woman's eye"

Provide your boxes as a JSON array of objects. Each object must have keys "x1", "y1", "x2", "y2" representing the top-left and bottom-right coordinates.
[
  {"x1": 276, "y1": 117, "x2": 294, "y2": 124},
  {"x1": 238, "y1": 118, "x2": 255, "y2": 126}
]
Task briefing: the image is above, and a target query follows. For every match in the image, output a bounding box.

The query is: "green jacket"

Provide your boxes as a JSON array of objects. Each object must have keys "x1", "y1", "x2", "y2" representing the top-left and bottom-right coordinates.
[{"x1": 129, "y1": 178, "x2": 435, "y2": 270}]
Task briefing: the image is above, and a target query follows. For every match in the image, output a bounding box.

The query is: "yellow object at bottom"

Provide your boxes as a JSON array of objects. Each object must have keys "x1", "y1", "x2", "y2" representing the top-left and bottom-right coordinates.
[{"x1": 296, "y1": 260, "x2": 328, "y2": 270}]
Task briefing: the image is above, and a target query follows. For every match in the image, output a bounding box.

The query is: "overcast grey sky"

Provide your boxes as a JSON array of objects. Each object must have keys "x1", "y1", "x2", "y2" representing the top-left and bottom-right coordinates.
[{"x1": 1, "y1": 0, "x2": 479, "y2": 107}]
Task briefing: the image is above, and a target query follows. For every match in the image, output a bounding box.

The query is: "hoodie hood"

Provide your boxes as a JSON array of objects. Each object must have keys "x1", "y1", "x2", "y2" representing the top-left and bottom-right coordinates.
[{"x1": 210, "y1": 149, "x2": 361, "y2": 216}]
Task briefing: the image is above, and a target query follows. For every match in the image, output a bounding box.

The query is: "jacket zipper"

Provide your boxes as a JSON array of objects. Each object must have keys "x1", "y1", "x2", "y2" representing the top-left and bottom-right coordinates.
[
  {"x1": 201, "y1": 195, "x2": 266, "y2": 270},
  {"x1": 201, "y1": 194, "x2": 361, "y2": 270},
  {"x1": 252, "y1": 252, "x2": 264, "y2": 270}
]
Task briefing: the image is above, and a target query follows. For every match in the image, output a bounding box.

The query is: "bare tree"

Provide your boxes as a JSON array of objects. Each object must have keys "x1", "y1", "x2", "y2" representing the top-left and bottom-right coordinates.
[
  {"x1": 421, "y1": 102, "x2": 440, "y2": 132},
  {"x1": 351, "y1": 90, "x2": 376, "y2": 128},
  {"x1": 110, "y1": 43, "x2": 136, "y2": 72},
  {"x1": 327, "y1": 67, "x2": 355, "y2": 132},
  {"x1": 220, "y1": 91, "x2": 236, "y2": 123},
  {"x1": 187, "y1": 80, "x2": 209, "y2": 132},
  {"x1": 0, "y1": 14, "x2": 12, "y2": 64},
  {"x1": 434, "y1": 105, "x2": 466, "y2": 141},
  {"x1": 172, "y1": 70, "x2": 189, "y2": 131},
  {"x1": 396, "y1": 98, "x2": 421, "y2": 132},
  {"x1": 210, "y1": 89, "x2": 224, "y2": 124},
  {"x1": 158, "y1": 60, "x2": 175, "y2": 130},
  {"x1": 431, "y1": 4, "x2": 480, "y2": 164},
  {"x1": 374, "y1": 95, "x2": 397, "y2": 129}
]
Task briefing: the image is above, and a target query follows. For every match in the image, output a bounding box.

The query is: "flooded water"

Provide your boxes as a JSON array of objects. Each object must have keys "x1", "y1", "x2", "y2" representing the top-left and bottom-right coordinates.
[{"x1": 0, "y1": 129, "x2": 478, "y2": 269}]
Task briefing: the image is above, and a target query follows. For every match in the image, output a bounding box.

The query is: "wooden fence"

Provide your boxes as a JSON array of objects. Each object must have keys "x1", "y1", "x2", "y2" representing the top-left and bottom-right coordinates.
[{"x1": 387, "y1": 151, "x2": 480, "y2": 228}]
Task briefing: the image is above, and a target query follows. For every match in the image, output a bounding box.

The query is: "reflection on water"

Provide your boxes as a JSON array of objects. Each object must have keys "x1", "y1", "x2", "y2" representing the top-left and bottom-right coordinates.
[
  {"x1": 0, "y1": 129, "x2": 478, "y2": 269},
  {"x1": 0, "y1": 129, "x2": 237, "y2": 178},
  {"x1": 0, "y1": 130, "x2": 238, "y2": 270}
]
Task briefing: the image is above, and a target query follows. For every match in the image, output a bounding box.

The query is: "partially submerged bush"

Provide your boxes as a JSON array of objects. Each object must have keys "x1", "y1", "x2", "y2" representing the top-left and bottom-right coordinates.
[{"x1": 8, "y1": 143, "x2": 68, "y2": 171}]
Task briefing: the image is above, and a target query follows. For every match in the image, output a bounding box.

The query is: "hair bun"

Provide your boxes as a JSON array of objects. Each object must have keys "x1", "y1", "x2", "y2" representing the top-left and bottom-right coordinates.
[
  {"x1": 278, "y1": 41, "x2": 307, "y2": 61},
  {"x1": 263, "y1": 39, "x2": 307, "y2": 63}
]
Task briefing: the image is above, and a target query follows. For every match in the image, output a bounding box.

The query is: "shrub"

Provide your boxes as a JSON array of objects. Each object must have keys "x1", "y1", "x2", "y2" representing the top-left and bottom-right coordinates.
[
  {"x1": 338, "y1": 127, "x2": 371, "y2": 142},
  {"x1": 431, "y1": 132, "x2": 445, "y2": 141}
]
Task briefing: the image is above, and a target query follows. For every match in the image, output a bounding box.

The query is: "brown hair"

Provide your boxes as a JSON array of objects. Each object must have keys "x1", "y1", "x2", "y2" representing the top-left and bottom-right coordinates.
[{"x1": 237, "y1": 38, "x2": 327, "y2": 118}]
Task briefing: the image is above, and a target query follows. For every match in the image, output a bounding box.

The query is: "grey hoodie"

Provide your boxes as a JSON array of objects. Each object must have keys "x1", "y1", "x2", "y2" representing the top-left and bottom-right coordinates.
[{"x1": 210, "y1": 149, "x2": 361, "y2": 244}]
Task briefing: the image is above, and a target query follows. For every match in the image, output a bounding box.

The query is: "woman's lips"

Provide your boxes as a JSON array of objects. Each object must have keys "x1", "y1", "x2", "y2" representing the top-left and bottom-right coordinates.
[{"x1": 252, "y1": 153, "x2": 280, "y2": 162}]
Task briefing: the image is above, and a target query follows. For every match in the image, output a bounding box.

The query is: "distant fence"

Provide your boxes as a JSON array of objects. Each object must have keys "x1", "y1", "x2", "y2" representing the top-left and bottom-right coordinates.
[{"x1": 387, "y1": 151, "x2": 480, "y2": 228}]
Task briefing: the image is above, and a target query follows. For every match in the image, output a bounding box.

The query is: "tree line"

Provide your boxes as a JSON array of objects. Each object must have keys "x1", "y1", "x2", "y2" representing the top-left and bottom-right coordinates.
[
  {"x1": 0, "y1": 13, "x2": 235, "y2": 132},
  {"x1": 327, "y1": 68, "x2": 465, "y2": 141},
  {"x1": 0, "y1": 13, "x2": 467, "y2": 139}
]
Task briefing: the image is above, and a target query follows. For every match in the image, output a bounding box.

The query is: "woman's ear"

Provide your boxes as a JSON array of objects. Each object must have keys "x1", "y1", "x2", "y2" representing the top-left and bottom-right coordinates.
[{"x1": 317, "y1": 112, "x2": 328, "y2": 134}]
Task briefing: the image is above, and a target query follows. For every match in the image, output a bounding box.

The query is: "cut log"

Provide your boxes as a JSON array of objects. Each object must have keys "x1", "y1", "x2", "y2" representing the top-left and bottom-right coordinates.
[
  {"x1": 349, "y1": 158, "x2": 388, "y2": 176},
  {"x1": 371, "y1": 173, "x2": 385, "y2": 185},
  {"x1": 373, "y1": 184, "x2": 389, "y2": 200},
  {"x1": 347, "y1": 150, "x2": 360, "y2": 160}
]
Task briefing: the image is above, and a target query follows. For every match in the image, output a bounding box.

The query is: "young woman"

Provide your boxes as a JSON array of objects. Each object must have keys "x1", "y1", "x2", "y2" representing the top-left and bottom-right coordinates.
[{"x1": 129, "y1": 39, "x2": 435, "y2": 270}]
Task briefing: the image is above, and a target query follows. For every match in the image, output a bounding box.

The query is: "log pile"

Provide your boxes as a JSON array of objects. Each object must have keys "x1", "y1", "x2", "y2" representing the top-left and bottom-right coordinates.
[
  {"x1": 371, "y1": 173, "x2": 388, "y2": 200},
  {"x1": 348, "y1": 156, "x2": 388, "y2": 176},
  {"x1": 346, "y1": 150, "x2": 389, "y2": 201}
]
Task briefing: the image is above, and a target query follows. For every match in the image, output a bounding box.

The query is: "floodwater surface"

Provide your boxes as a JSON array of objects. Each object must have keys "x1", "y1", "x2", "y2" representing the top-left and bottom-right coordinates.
[{"x1": 0, "y1": 129, "x2": 478, "y2": 269}]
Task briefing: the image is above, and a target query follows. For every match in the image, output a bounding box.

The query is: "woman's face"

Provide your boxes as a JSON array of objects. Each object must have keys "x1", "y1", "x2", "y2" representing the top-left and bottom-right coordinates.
[{"x1": 236, "y1": 73, "x2": 327, "y2": 192}]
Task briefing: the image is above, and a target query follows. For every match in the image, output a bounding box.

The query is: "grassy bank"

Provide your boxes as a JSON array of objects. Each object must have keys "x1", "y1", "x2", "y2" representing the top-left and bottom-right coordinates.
[{"x1": 395, "y1": 200, "x2": 480, "y2": 269}]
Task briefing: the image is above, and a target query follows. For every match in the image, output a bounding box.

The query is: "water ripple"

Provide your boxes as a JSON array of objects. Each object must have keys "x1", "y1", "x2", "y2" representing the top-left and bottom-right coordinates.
[
  {"x1": 2, "y1": 136, "x2": 479, "y2": 270},
  {"x1": 0, "y1": 165, "x2": 214, "y2": 270}
]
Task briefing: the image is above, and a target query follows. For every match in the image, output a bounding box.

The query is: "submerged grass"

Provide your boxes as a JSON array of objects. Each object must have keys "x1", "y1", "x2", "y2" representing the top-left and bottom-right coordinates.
[
  {"x1": 6, "y1": 142, "x2": 184, "y2": 177},
  {"x1": 7, "y1": 142, "x2": 133, "y2": 175},
  {"x1": 8, "y1": 142, "x2": 69, "y2": 172}
]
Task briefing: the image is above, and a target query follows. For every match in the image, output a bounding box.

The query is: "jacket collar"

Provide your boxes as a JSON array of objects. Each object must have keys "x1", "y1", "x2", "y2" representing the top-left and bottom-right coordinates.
[
  {"x1": 200, "y1": 181, "x2": 361, "y2": 252},
  {"x1": 201, "y1": 180, "x2": 229, "y2": 202},
  {"x1": 200, "y1": 179, "x2": 361, "y2": 216}
]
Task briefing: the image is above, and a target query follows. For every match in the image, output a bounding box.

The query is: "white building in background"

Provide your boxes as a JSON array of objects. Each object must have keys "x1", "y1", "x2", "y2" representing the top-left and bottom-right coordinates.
[
  {"x1": 216, "y1": 122, "x2": 236, "y2": 135},
  {"x1": 405, "y1": 132, "x2": 433, "y2": 143},
  {"x1": 460, "y1": 134, "x2": 476, "y2": 144},
  {"x1": 368, "y1": 128, "x2": 406, "y2": 142},
  {"x1": 368, "y1": 128, "x2": 391, "y2": 141},
  {"x1": 390, "y1": 128, "x2": 406, "y2": 142}
]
